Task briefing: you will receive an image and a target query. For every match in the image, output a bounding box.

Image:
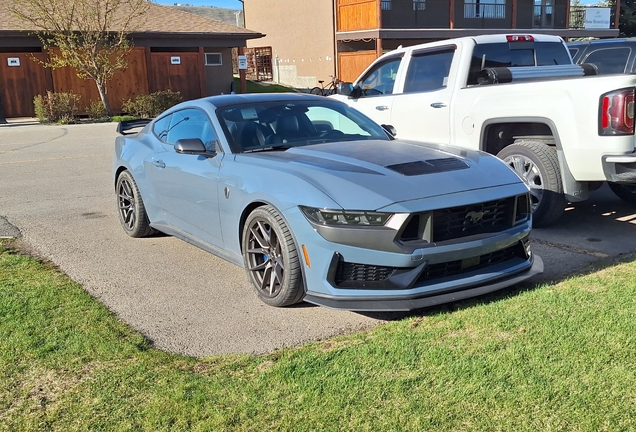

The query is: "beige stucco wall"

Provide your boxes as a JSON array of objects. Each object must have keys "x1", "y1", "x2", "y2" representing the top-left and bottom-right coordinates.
[{"x1": 244, "y1": 0, "x2": 336, "y2": 89}]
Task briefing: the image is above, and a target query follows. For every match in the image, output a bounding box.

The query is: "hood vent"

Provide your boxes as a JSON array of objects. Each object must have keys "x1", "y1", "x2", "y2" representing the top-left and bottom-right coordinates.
[{"x1": 386, "y1": 157, "x2": 469, "y2": 176}]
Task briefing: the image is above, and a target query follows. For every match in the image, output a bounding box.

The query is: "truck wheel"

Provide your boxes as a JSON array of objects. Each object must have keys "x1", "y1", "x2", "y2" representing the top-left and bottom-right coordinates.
[
  {"x1": 497, "y1": 141, "x2": 565, "y2": 227},
  {"x1": 608, "y1": 182, "x2": 636, "y2": 203}
]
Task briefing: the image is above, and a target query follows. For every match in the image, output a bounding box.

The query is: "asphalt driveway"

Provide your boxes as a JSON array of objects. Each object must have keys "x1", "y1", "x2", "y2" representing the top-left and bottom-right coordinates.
[{"x1": 1, "y1": 120, "x2": 635, "y2": 356}]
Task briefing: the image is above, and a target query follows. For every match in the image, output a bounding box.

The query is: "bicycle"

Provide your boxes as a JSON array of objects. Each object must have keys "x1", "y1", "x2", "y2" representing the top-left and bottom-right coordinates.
[{"x1": 310, "y1": 76, "x2": 340, "y2": 96}]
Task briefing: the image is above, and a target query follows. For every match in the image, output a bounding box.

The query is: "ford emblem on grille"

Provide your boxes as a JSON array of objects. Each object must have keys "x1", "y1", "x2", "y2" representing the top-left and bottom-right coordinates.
[{"x1": 465, "y1": 210, "x2": 488, "y2": 223}]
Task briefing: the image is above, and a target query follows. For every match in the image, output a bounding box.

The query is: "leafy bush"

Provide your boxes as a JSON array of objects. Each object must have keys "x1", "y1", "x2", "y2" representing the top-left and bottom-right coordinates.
[
  {"x1": 122, "y1": 90, "x2": 183, "y2": 118},
  {"x1": 110, "y1": 115, "x2": 138, "y2": 123},
  {"x1": 86, "y1": 100, "x2": 107, "y2": 121},
  {"x1": 33, "y1": 91, "x2": 80, "y2": 124}
]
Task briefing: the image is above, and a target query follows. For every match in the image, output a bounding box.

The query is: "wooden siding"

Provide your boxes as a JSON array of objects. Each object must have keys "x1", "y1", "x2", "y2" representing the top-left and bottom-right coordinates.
[
  {"x1": 337, "y1": 0, "x2": 378, "y2": 31},
  {"x1": 338, "y1": 50, "x2": 377, "y2": 83},
  {"x1": 149, "y1": 52, "x2": 203, "y2": 102},
  {"x1": 51, "y1": 48, "x2": 149, "y2": 114},
  {"x1": 0, "y1": 53, "x2": 48, "y2": 118}
]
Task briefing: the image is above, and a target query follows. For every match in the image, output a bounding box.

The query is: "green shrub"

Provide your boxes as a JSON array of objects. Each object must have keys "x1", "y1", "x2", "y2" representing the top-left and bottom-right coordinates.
[
  {"x1": 86, "y1": 100, "x2": 108, "y2": 120},
  {"x1": 122, "y1": 90, "x2": 183, "y2": 118},
  {"x1": 33, "y1": 91, "x2": 80, "y2": 124}
]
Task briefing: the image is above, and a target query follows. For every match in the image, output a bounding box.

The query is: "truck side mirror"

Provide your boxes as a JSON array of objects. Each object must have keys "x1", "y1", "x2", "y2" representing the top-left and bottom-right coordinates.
[{"x1": 336, "y1": 82, "x2": 354, "y2": 96}]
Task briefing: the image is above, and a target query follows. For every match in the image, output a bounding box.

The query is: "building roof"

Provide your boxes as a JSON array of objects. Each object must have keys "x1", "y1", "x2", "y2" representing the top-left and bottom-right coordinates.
[
  {"x1": 0, "y1": 0, "x2": 259, "y2": 37},
  {"x1": 171, "y1": 5, "x2": 244, "y2": 28}
]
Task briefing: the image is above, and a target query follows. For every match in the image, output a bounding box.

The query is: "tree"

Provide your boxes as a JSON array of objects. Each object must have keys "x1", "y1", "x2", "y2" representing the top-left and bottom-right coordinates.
[{"x1": 9, "y1": 0, "x2": 149, "y2": 116}]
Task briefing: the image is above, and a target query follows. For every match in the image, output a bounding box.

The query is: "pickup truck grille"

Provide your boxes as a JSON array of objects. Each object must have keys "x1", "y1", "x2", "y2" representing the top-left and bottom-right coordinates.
[{"x1": 399, "y1": 195, "x2": 528, "y2": 244}]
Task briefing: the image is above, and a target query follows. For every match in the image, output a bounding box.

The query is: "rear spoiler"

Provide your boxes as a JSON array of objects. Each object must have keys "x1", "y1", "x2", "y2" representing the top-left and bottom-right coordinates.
[
  {"x1": 477, "y1": 63, "x2": 598, "y2": 85},
  {"x1": 116, "y1": 118, "x2": 152, "y2": 135}
]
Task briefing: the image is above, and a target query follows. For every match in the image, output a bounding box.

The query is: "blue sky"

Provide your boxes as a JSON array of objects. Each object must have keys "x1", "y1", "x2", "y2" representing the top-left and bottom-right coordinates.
[{"x1": 155, "y1": 0, "x2": 242, "y2": 9}]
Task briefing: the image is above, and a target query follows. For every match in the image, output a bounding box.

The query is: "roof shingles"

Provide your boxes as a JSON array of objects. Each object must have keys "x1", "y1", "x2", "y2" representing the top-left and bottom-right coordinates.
[{"x1": 0, "y1": 0, "x2": 260, "y2": 36}]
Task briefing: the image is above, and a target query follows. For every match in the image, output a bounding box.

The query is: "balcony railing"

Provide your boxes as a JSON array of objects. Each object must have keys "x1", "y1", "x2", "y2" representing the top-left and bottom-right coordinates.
[{"x1": 464, "y1": 3, "x2": 506, "y2": 20}]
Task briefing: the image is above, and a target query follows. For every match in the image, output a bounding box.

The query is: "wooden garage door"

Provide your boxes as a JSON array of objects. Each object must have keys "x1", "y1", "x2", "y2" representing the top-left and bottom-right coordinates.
[
  {"x1": 0, "y1": 53, "x2": 48, "y2": 118},
  {"x1": 149, "y1": 52, "x2": 203, "y2": 102}
]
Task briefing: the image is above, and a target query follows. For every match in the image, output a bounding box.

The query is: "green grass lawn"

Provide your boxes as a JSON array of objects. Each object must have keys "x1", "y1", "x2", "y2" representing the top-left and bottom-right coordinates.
[
  {"x1": 233, "y1": 76, "x2": 298, "y2": 94},
  {"x1": 1, "y1": 239, "x2": 635, "y2": 431}
]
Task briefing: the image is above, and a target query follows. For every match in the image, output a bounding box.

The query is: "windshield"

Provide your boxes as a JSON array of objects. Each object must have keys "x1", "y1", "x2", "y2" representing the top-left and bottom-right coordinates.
[{"x1": 216, "y1": 99, "x2": 390, "y2": 153}]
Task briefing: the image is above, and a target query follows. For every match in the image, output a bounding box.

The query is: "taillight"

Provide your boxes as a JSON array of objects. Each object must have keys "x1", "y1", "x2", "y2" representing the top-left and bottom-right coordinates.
[
  {"x1": 506, "y1": 35, "x2": 534, "y2": 42},
  {"x1": 599, "y1": 88, "x2": 635, "y2": 135}
]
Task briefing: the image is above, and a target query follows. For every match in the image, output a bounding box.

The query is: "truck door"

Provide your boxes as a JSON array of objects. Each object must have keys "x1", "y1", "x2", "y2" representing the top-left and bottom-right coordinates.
[
  {"x1": 389, "y1": 48, "x2": 455, "y2": 145},
  {"x1": 341, "y1": 55, "x2": 403, "y2": 127}
]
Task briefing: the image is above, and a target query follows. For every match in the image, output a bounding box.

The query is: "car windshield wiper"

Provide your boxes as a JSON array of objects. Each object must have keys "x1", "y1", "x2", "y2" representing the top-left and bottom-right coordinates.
[{"x1": 243, "y1": 145, "x2": 292, "y2": 153}]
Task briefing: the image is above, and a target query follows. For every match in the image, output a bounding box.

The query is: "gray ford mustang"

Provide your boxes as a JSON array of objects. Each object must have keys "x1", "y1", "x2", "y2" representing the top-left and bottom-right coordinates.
[{"x1": 113, "y1": 93, "x2": 542, "y2": 311}]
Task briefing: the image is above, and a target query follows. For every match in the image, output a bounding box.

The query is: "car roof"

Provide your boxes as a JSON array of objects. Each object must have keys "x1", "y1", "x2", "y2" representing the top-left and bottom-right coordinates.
[{"x1": 195, "y1": 92, "x2": 328, "y2": 110}]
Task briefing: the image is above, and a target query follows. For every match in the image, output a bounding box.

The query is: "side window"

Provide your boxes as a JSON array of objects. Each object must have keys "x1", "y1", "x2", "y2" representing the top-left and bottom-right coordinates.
[
  {"x1": 583, "y1": 47, "x2": 631, "y2": 74},
  {"x1": 404, "y1": 49, "x2": 454, "y2": 93},
  {"x1": 357, "y1": 56, "x2": 402, "y2": 97},
  {"x1": 165, "y1": 108, "x2": 219, "y2": 152},
  {"x1": 153, "y1": 114, "x2": 172, "y2": 141}
]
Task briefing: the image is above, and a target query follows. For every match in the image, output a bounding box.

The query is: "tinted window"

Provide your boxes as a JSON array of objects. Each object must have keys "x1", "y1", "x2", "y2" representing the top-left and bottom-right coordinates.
[
  {"x1": 404, "y1": 49, "x2": 454, "y2": 93},
  {"x1": 358, "y1": 56, "x2": 402, "y2": 97},
  {"x1": 583, "y1": 47, "x2": 631, "y2": 74},
  {"x1": 153, "y1": 114, "x2": 172, "y2": 141},
  {"x1": 165, "y1": 108, "x2": 218, "y2": 152},
  {"x1": 468, "y1": 41, "x2": 572, "y2": 85}
]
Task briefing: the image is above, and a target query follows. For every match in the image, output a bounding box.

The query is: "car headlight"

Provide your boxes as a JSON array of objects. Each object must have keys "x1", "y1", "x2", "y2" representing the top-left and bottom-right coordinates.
[{"x1": 300, "y1": 206, "x2": 393, "y2": 227}]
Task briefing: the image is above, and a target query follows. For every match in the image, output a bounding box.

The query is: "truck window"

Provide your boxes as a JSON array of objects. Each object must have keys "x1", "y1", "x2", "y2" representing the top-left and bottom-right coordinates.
[
  {"x1": 467, "y1": 41, "x2": 572, "y2": 85},
  {"x1": 404, "y1": 49, "x2": 454, "y2": 93},
  {"x1": 357, "y1": 56, "x2": 402, "y2": 97},
  {"x1": 582, "y1": 47, "x2": 631, "y2": 74}
]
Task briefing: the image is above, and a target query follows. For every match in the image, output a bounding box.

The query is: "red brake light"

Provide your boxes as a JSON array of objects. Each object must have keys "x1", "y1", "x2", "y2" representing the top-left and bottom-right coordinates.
[
  {"x1": 600, "y1": 89, "x2": 635, "y2": 135},
  {"x1": 506, "y1": 35, "x2": 535, "y2": 42}
]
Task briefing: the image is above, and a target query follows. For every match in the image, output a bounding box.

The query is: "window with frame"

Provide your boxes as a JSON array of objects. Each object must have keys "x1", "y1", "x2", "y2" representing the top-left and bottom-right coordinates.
[
  {"x1": 464, "y1": 0, "x2": 506, "y2": 19},
  {"x1": 583, "y1": 47, "x2": 631, "y2": 74},
  {"x1": 358, "y1": 56, "x2": 403, "y2": 97},
  {"x1": 164, "y1": 108, "x2": 219, "y2": 152},
  {"x1": 413, "y1": 0, "x2": 425, "y2": 11},
  {"x1": 403, "y1": 49, "x2": 454, "y2": 93},
  {"x1": 205, "y1": 53, "x2": 222, "y2": 66},
  {"x1": 381, "y1": 0, "x2": 391, "y2": 11}
]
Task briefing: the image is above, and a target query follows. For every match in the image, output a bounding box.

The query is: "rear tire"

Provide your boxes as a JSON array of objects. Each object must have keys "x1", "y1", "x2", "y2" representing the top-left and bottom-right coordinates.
[
  {"x1": 116, "y1": 170, "x2": 154, "y2": 238},
  {"x1": 309, "y1": 87, "x2": 323, "y2": 96},
  {"x1": 497, "y1": 140, "x2": 565, "y2": 227},
  {"x1": 242, "y1": 205, "x2": 304, "y2": 307},
  {"x1": 608, "y1": 182, "x2": 636, "y2": 203}
]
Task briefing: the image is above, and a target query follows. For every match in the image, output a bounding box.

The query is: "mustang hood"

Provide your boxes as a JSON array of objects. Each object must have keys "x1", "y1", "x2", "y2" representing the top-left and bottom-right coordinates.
[{"x1": 244, "y1": 140, "x2": 525, "y2": 210}]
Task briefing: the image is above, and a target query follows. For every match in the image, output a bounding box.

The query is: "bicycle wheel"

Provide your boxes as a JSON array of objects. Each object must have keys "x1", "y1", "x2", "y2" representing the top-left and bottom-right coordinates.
[{"x1": 310, "y1": 87, "x2": 323, "y2": 96}]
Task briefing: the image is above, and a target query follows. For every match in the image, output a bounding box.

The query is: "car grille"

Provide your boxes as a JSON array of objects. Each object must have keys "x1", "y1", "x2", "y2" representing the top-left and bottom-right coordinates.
[
  {"x1": 333, "y1": 242, "x2": 527, "y2": 289},
  {"x1": 399, "y1": 194, "x2": 529, "y2": 244},
  {"x1": 415, "y1": 242, "x2": 526, "y2": 283}
]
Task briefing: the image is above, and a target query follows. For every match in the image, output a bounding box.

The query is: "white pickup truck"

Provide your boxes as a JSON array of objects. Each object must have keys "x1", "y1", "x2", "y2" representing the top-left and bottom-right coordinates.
[{"x1": 331, "y1": 34, "x2": 636, "y2": 226}]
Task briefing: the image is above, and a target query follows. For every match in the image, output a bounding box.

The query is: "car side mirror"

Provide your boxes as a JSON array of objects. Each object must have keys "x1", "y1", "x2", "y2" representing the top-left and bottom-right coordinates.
[
  {"x1": 175, "y1": 138, "x2": 214, "y2": 156},
  {"x1": 336, "y1": 82, "x2": 354, "y2": 96},
  {"x1": 381, "y1": 124, "x2": 397, "y2": 139}
]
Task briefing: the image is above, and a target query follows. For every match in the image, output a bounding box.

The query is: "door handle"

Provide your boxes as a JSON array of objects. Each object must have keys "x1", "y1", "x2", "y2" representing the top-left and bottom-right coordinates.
[
  {"x1": 431, "y1": 102, "x2": 447, "y2": 108},
  {"x1": 152, "y1": 160, "x2": 165, "y2": 169},
  {"x1": 375, "y1": 105, "x2": 389, "y2": 111}
]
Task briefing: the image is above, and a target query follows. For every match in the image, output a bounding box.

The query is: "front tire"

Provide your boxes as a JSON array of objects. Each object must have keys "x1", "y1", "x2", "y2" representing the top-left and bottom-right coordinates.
[
  {"x1": 608, "y1": 182, "x2": 636, "y2": 203},
  {"x1": 497, "y1": 140, "x2": 565, "y2": 227},
  {"x1": 242, "y1": 205, "x2": 304, "y2": 307},
  {"x1": 116, "y1": 170, "x2": 154, "y2": 238}
]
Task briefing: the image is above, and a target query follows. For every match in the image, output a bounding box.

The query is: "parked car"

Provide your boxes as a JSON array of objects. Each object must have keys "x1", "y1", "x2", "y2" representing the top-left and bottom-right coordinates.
[
  {"x1": 113, "y1": 93, "x2": 542, "y2": 311},
  {"x1": 569, "y1": 38, "x2": 636, "y2": 74},
  {"x1": 332, "y1": 34, "x2": 636, "y2": 227}
]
